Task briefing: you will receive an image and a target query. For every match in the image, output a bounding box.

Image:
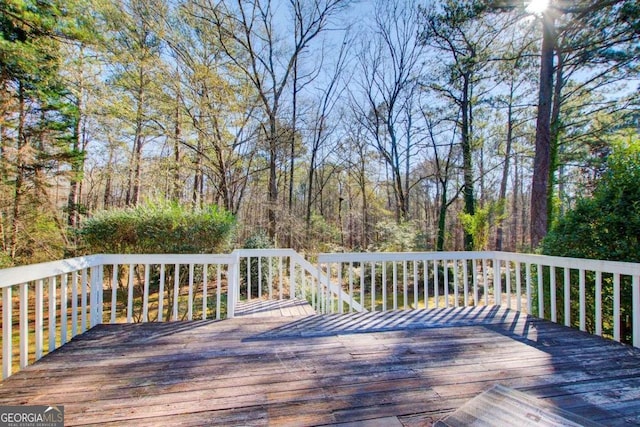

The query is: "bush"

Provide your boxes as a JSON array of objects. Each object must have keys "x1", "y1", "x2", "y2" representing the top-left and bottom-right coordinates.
[
  {"x1": 79, "y1": 201, "x2": 235, "y2": 254},
  {"x1": 541, "y1": 134, "x2": 640, "y2": 342}
]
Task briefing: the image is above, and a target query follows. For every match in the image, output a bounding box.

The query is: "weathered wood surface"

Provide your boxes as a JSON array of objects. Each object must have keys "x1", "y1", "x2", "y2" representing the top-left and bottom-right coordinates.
[
  {"x1": 235, "y1": 298, "x2": 316, "y2": 317},
  {"x1": 435, "y1": 384, "x2": 603, "y2": 426},
  {"x1": 1, "y1": 306, "x2": 640, "y2": 426}
]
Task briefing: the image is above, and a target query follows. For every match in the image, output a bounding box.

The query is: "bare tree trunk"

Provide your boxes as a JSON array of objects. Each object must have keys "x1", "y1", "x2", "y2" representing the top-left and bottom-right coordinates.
[
  {"x1": 461, "y1": 73, "x2": 475, "y2": 250},
  {"x1": 172, "y1": 90, "x2": 182, "y2": 202},
  {"x1": 268, "y1": 118, "x2": 278, "y2": 241},
  {"x1": 511, "y1": 152, "x2": 519, "y2": 251},
  {"x1": 495, "y1": 101, "x2": 514, "y2": 251},
  {"x1": 126, "y1": 68, "x2": 146, "y2": 207},
  {"x1": 547, "y1": 49, "x2": 564, "y2": 229},
  {"x1": 531, "y1": 11, "x2": 555, "y2": 248},
  {"x1": 67, "y1": 55, "x2": 84, "y2": 228},
  {"x1": 10, "y1": 83, "x2": 26, "y2": 258}
]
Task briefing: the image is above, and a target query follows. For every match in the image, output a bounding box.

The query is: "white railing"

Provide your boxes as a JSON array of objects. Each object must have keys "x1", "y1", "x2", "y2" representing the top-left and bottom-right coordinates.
[
  {"x1": 0, "y1": 248, "x2": 352, "y2": 379},
  {"x1": 1, "y1": 249, "x2": 639, "y2": 379},
  {"x1": 231, "y1": 249, "x2": 363, "y2": 313},
  {"x1": 317, "y1": 251, "x2": 640, "y2": 348},
  {"x1": 0, "y1": 253, "x2": 238, "y2": 379}
]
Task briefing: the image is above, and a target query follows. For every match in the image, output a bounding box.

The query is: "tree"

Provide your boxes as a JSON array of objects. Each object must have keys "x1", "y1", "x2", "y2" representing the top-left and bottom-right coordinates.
[
  {"x1": 208, "y1": 0, "x2": 347, "y2": 242},
  {"x1": 99, "y1": 0, "x2": 167, "y2": 207},
  {"x1": 420, "y1": 0, "x2": 504, "y2": 250},
  {"x1": 529, "y1": 0, "x2": 640, "y2": 247},
  {"x1": 0, "y1": 0, "x2": 90, "y2": 264},
  {"x1": 354, "y1": 0, "x2": 423, "y2": 223},
  {"x1": 542, "y1": 131, "x2": 640, "y2": 341}
]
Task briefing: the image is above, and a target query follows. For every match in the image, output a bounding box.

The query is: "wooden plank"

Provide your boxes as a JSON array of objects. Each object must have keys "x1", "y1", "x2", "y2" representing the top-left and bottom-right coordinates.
[
  {"x1": 0, "y1": 306, "x2": 639, "y2": 426},
  {"x1": 435, "y1": 384, "x2": 603, "y2": 426}
]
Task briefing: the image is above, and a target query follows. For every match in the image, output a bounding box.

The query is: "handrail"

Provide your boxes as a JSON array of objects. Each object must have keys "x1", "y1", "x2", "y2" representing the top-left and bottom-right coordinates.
[{"x1": 1, "y1": 249, "x2": 640, "y2": 380}]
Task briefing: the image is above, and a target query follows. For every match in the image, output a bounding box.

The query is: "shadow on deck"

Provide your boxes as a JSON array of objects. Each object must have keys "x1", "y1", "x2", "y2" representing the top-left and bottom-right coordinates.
[{"x1": 1, "y1": 306, "x2": 639, "y2": 426}]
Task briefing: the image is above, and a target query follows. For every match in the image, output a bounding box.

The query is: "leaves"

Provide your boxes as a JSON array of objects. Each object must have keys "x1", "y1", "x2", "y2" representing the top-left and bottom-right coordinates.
[{"x1": 79, "y1": 200, "x2": 236, "y2": 254}]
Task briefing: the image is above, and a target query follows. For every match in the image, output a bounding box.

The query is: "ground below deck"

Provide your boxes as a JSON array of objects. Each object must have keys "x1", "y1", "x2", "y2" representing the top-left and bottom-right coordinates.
[{"x1": 1, "y1": 306, "x2": 640, "y2": 426}]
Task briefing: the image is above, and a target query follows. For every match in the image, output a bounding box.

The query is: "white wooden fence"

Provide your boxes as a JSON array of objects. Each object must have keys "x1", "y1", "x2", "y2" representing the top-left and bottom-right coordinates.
[
  {"x1": 316, "y1": 251, "x2": 640, "y2": 346},
  {"x1": 1, "y1": 249, "x2": 639, "y2": 379}
]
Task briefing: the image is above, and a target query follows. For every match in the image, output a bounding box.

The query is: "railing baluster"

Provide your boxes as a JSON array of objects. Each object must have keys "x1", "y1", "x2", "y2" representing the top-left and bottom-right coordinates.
[
  {"x1": 526, "y1": 263, "x2": 532, "y2": 314},
  {"x1": 268, "y1": 257, "x2": 273, "y2": 301},
  {"x1": 515, "y1": 262, "x2": 522, "y2": 312},
  {"x1": 360, "y1": 263, "x2": 365, "y2": 312},
  {"x1": 595, "y1": 271, "x2": 602, "y2": 336},
  {"x1": 110, "y1": 265, "x2": 118, "y2": 323},
  {"x1": 392, "y1": 262, "x2": 398, "y2": 310},
  {"x1": 187, "y1": 264, "x2": 194, "y2": 321},
  {"x1": 413, "y1": 261, "x2": 419, "y2": 309},
  {"x1": 382, "y1": 262, "x2": 387, "y2": 312},
  {"x1": 337, "y1": 263, "x2": 343, "y2": 314},
  {"x1": 633, "y1": 275, "x2": 639, "y2": 347},
  {"x1": 579, "y1": 269, "x2": 586, "y2": 331},
  {"x1": 290, "y1": 258, "x2": 296, "y2": 300},
  {"x1": 127, "y1": 265, "x2": 134, "y2": 324},
  {"x1": 20, "y1": 283, "x2": 28, "y2": 368},
  {"x1": 434, "y1": 259, "x2": 439, "y2": 309},
  {"x1": 537, "y1": 264, "x2": 544, "y2": 319},
  {"x1": 494, "y1": 259, "x2": 501, "y2": 307},
  {"x1": 81, "y1": 269, "x2": 88, "y2": 332},
  {"x1": 482, "y1": 259, "x2": 489, "y2": 306},
  {"x1": 49, "y1": 276, "x2": 57, "y2": 352},
  {"x1": 371, "y1": 262, "x2": 376, "y2": 312},
  {"x1": 453, "y1": 260, "x2": 459, "y2": 308},
  {"x1": 247, "y1": 256, "x2": 252, "y2": 301},
  {"x1": 505, "y1": 261, "x2": 511, "y2": 310},
  {"x1": 472, "y1": 259, "x2": 478, "y2": 306},
  {"x1": 202, "y1": 264, "x2": 208, "y2": 320},
  {"x1": 71, "y1": 271, "x2": 78, "y2": 337},
  {"x1": 143, "y1": 264, "x2": 150, "y2": 322},
  {"x1": 3, "y1": 286, "x2": 11, "y2": 379},
  {"x1": 423, "y1": 260, "x2": 429, "y2": 309},
  {"x1": 564, "y1": 267, "x2": 571, "y2": 327},
  {"x1": 348, "y1": 262, "x2": 354, "y2": 314},
  {"x1": 216, "y1": 264, "x2": 222, "y2": 320},
  {"x1": 35, "y1": 279, "x2": 43, "y2": 360},
  {"x1": 158, "y1": 264, "x2": 165, "y2": 322},
  {"x1": 550, "y1": 266, "x2": 557, "y2": 323},
  {"x1": 403, "y1": 261, "x2": 408, "y2": 310},
  {"x1": 463, "y1": 259, "x2": 469, "y2": 307},
  {"x1": 444, "y1": 259, "x2": 449, "y2": 308},
  {"x1": 278, "y1": 257, "x2": 284, "y2": 300},
  {"x1": 613, "y1": 273, "x2": 620, "y2": 342},
  {"x1": 258, "y1": 257, "x2": 263, "y2": 298},
  {"x1": 173, "y1": 264, "x2": 180, "y2": 321}
]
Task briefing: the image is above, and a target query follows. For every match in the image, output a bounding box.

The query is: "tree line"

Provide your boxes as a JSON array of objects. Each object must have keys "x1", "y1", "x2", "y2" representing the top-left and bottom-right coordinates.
[{"x1": 0, "y1": 0, "x2": 638, "y2": 266}]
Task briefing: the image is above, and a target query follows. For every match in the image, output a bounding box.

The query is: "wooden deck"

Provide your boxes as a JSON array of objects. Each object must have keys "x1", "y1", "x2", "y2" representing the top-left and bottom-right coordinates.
[
  {"x1": 235, "y1": 298, "x2": 316, "y2": 317},
  {"x1": 1, "y1": 306, "x2": 640, "y2": 426}
]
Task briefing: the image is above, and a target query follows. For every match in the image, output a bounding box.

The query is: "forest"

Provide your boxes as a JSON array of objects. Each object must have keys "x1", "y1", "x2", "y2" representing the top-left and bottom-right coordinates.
[{"x1": 0, "y1": 0, "x2": 638, "y2": 267}]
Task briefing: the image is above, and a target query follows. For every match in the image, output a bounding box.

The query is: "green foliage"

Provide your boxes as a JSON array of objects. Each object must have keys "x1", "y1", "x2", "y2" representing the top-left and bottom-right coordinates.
[
  {"x1": 240, "y1": 230, "x2": 274, "y2": 298},
  {"x1": 460, "y1": 201, "x2": 506, "y2": 251},
  {"x1": 79, "y1": 201, "x2": 235, "y2": 254},
  {"x1": 542, "y1": 132, "x2": 640, "y2": 261},
  {"x1": 541, "y1": 132, "x2": 640, "y2": 342}
]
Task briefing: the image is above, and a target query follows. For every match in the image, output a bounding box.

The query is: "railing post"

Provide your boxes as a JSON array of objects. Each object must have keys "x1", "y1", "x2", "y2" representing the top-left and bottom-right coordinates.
[
  {"x1": 633, "y1": 275, "x2": 639, "y2": 348},
  {"x1": 3, "y1": 286, "x2": 12, "y2": 379},
  {"x1": 289, "y1": 256, "x2": 296, "y2": 300},
  {"x1": 90, "y1": 265, "x2": 102, "y2": 328},
  {"x1": 227, "y1": 252, "x2": 239, "y2": 318}
]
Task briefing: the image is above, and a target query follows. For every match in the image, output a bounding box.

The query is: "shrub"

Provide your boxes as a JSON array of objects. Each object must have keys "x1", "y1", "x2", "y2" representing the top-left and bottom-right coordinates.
[
  {"x1": 541, "y1": 134, "x2": 640, "y2": 342},
  {"x1": 79, "y1": 201, "x2": 236, "y2": 254}
]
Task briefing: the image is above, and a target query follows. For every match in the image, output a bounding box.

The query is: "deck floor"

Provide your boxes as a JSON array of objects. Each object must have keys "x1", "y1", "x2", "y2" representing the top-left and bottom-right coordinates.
[
  {"x1": 1, "y1": 306, "x2": 640, "y2": 426},
  {"x1": 235, "y1": 298, "x2": 316, "y2": 317}
]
